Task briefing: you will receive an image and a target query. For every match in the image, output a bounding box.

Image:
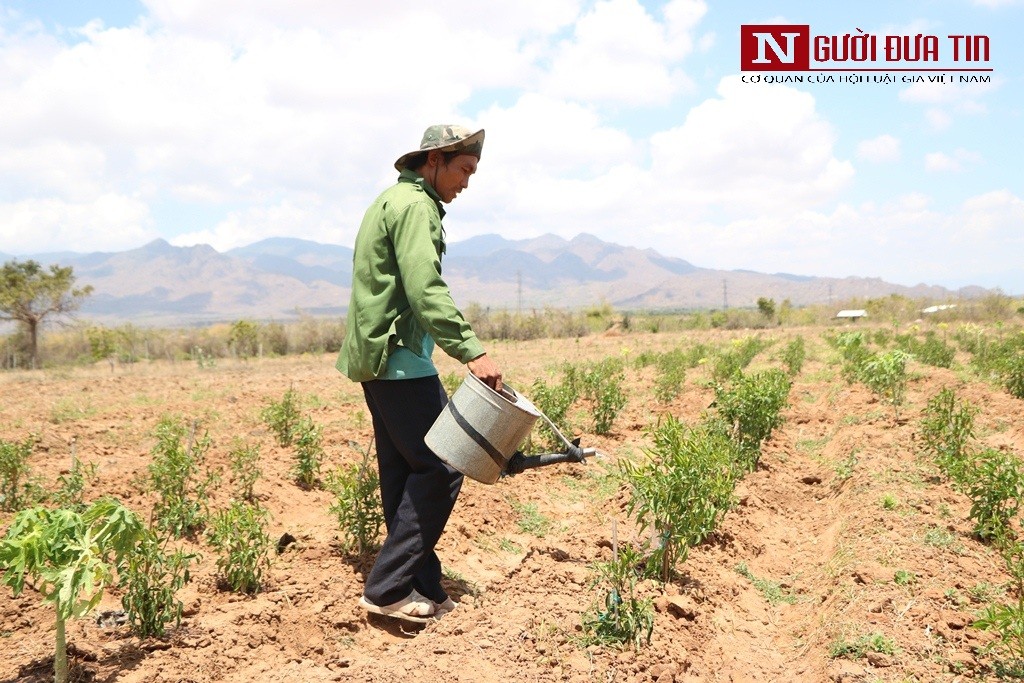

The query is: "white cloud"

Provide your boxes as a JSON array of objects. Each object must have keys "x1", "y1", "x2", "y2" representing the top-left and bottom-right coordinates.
[
  {"x1": 648, "y1": 76, "x2": 853, "y2": 213},
  {"x1": 925, "y1": 109, "x2": 953, "y2": 131},
  {"x1": 856, "y1": 135, "x2": 901, "y2": 163},
  {"x1": 925, "y1": 148, "x2": 981, "y2": 172},
  {"x1": 538, "y1": 0, "x2": 704, "y2": 105},
  {"x1": 0, "y1": 194, "x2": 155, "y2": 254},
  {"x1": 171, "y1": 199, "x2": 351, "y2": 252}
]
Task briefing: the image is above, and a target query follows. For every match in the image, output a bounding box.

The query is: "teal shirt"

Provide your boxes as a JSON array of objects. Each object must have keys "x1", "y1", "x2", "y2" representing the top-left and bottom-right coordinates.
[
  {"x1": 336, "y1": 170, "x2": 485, "y2": 382},
  {"x1": 381, "y1": 337, "x2": 437, "y2": 380}
]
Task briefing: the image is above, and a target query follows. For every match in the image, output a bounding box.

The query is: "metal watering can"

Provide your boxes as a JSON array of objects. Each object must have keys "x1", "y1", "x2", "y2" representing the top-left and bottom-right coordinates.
[{"x1": 425, "y1": 373, "x2": 597, "y2": 484}]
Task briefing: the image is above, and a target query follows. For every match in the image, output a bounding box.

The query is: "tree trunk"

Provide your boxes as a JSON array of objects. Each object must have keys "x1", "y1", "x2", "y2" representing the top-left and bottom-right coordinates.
[
  {"x1": 28, "y1": 318, "x2": 39, "y2": 369},
  {"x1": 54, "y1": 616, "x2": 68, "y2": 683}
]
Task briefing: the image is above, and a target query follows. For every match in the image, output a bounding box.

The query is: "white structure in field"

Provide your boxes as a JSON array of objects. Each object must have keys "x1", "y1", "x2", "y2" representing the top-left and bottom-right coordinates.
[
  {"x1": 921, "y1": 304, "x2": 957, "y2": 314},
  {"x1": 836, "y1": 309, "x2": 868, "y2": 321}
]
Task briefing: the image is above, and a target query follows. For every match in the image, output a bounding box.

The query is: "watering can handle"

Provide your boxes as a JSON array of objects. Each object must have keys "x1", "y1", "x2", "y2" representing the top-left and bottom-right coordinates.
[{"x1": 488, "y1": 378, "x2": 576, "y2": 451}]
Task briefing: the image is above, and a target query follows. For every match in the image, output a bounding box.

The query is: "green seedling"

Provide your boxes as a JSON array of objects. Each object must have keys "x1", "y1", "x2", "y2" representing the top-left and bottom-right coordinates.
[
  {"x1": 261, "y1": 387, "x2": 302, "y2": 446},
  {"x1": 148, "y1": 417, "x2": 217, "y2": 539},
  {"x1": 291, "y1": 417, "x2": 323, "y2": 490},
  {"x1": 0, "y1": 499, "x2": 146, "y2": 683},
  {"x1": 326, "y1": 440, "x2": 385, "y2": 555},
  {"x1": 623, "y1": 417, "x2": 738, "y2": 582},
  {"x1": 205, "y1": 500, "x2": 271, "y2": 594}
]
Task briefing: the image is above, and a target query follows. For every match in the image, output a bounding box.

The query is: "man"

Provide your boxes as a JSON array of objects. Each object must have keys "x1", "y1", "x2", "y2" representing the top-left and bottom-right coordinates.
[{"x1": 336, "y1": 124, "x2": 502, "y2": 623}]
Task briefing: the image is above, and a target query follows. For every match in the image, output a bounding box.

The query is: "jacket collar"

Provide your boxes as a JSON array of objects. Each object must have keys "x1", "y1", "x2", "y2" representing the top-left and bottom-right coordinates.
[{"x1": 398, "y1": 169, "x2": 446, "y2": 219}]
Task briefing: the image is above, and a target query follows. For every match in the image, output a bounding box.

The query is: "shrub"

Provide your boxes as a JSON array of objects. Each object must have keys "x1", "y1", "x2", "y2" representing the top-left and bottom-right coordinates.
[
  {"x1": 228, "y1": 441, "x2": 261, "y2": 502},
  {"x1": 148, "y1": 417, "x2": 218, "y2": 539},
  {"x1": 781, "y1": 336, "x2": 806, "y2": 377},
  {"x1": 580, "y1": 358, "x2": 628, "y2": 435},
  {"x1": 528, "y1": 373, "x2": 579, "y2": 450},
  {"x1": 976, "y1": 534, "x2": 1024, "y2": 667},
  {"x1": 623, "y1": 417, "x2": 738, "y2": 582},
  {"x1": 652, "y1": 349, "x2": 687, "y2": 404},
  {"x1": 0, "y1": 435, "x2": 37, "y2": 511},
  {"x1": 919, "y1": 387, "x2": 977, "y2": 484},
  {"x1": 1004, "y1": 352, "x2": 1024, "y2": 400},
  {"x1": 911, "y1": 332, "x2": 956, "y2": 368},
  {"x1": 120, "y1": 532, "x2": 196, "y2": 638},
  {"x1": 966, "y1": 448, "x2": 1024, "y2": 541},
  {"x1": 860, "y1": 349, "x2": 912, "y2": 416},
  {"x1": 52, "y1": 454, "x2": 97, "y2": 510},
  {"x1": 713, "y1": 369, "x2": 792, "y2": 471},
  {"x1": 711, "y1": 335, "x2": 770, "y2": 383},
  {"x1": 205, "y1": 501, "x2": 272, "y2": 594},
  {"x1": 291, "y1": 417, "x2": 323, "y2": 489},
  {"x1": 261, "y1": 387, "x2": 302, "y2": 447},
  {"x1": 326, "y1": 442, "x2": 385, "y2": 555},
  {"x1": 828, "y1": 331, "x2": 872, "y2": 383}
]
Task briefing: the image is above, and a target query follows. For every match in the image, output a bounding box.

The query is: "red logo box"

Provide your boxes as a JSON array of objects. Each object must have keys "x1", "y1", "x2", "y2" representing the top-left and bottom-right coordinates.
[{"x1": 741, "y1": 25, "x2": 810, "y2": 71}]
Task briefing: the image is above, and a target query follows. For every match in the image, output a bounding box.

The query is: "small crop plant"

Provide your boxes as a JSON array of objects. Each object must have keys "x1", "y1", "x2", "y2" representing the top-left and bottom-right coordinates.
[
  {"x1": 0, "y1": 435, "x2": 37, "y2": 511},
  {"x1": 0, "y1": 498, "x2": 146, "y2": 683},
  {"x1": 52, "y1": 454, "x2": 97, "y2": 510},
  {"x1": 580, "y1": 358, "x2": 628, "y2": 435},
  {"x1": 893, "y1": 569, "x2": 916, "y2": 586},
  {"x1": 291, "y1": 417, "x2": 324, "y2": 489},
  {"x1": 205, "y1": 500, "x2": 272, "y2": 594},
  {"x1": 859, "y1": 349, "x2": 912, "y2": 417},
  {"x1": 120, "y1": 532, "x2": 196, "y2": 638},
  {"x1": 326, "y1": 441, "x2": 385, "y2": 555},
  {"x1": 148, "y1": 417, "x2": 218, "y2": 539},
  {"x1": 623, "y1": 417, "x2": 738, "y2": 582},
  {"x1": 919, "y1": 387, "x2": 977, "y2": 484},
  {"x1": 261, "y1": 387, "x2": 302, "y2": 447},
  {"x1": 713, "y1": 369, "x2": 792, "y2": 472},
  {"x1": 582, "y1": 542, "x2": 653, "y2": 649},
  {"x1": 228, "y1": 440, "x2": 261, "y2": 502},
  {"x1": 965, "y1": 448, "x2": 1024, "y2": 541},
  {"x1": 781, "y1": 336, "x2": 806, "y2": 377}
]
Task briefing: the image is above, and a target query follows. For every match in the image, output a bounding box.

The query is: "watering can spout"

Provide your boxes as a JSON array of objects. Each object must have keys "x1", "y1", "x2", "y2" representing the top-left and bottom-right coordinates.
[{"x1": 502, "y1": 438, "x2": 596, "y2": 476}]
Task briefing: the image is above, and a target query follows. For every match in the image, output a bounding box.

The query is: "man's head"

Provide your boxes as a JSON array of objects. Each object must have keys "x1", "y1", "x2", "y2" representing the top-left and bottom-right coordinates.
[{"x1": 395, "y1": 125, "x2": 484, "y2": 204}]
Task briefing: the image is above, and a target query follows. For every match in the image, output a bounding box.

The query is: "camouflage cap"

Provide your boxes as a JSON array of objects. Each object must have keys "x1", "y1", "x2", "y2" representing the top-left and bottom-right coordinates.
[{"x1": 394, "y1": 124, "x2": 485, "y2": 171}]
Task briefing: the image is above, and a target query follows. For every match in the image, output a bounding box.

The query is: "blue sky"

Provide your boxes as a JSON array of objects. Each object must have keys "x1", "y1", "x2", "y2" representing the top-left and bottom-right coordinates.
[{"x1": 1, "y1": 0, "x2": 1021, "y2": 293}]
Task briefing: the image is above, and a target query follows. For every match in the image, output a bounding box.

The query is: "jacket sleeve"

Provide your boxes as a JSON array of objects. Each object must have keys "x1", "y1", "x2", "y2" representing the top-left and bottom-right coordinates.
[{"x1": 388, "y1": 201, "x2": 486, "y2": 363}]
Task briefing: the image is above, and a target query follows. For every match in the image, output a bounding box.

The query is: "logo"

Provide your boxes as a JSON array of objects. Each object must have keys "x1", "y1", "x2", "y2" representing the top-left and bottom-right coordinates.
[
  {"x1": 741, "y1": 25, "x2": 810, "y2": 71},
  {"x1": 740, "y1": 24, "x2": 993, "y2": 74}
]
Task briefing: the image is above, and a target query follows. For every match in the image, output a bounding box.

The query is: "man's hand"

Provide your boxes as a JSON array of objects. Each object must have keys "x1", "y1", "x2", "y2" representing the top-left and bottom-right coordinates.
[{"x1": 467, "y1": 353, "x2": 502, "y2": 392}]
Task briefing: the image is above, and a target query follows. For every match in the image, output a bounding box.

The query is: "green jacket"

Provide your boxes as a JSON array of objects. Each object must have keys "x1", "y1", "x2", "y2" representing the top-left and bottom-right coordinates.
[{"x1": 336, "y1": 170, "x2": 485, "y2": 382}]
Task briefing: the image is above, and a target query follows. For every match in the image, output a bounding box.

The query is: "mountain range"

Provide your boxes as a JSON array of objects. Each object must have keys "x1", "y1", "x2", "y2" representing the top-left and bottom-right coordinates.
[{"x1": 2, "y1": 234, "x2": 987, "y2": 326}]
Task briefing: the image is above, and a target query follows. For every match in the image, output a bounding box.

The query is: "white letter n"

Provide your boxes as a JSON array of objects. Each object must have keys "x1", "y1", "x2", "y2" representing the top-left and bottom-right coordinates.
[{"x1": 752, "y1": 32, "x2": 800, "y2": 64}]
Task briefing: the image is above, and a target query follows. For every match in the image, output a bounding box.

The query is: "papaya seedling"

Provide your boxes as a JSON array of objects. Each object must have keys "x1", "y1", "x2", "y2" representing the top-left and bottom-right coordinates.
[{"x1": 0, "y1": 498, "x2": 145, "y2": 683}]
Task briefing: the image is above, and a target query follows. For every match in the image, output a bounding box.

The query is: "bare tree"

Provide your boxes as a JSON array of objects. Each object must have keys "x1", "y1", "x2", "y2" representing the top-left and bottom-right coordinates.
[{"x1": 0, "y1": 260, "x2": 93, "y2": 368}]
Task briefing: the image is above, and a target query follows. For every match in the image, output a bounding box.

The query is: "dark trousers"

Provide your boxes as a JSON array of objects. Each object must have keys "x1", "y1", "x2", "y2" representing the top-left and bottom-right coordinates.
[{"x1": 360, "y1": 376, "x2": 463, "y2": 606}]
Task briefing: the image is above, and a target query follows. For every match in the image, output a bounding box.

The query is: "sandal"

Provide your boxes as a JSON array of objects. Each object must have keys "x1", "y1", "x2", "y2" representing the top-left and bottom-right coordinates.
[
  {"x1": 433, "y1": 597, "x2": 458, "y2": 617},
  {"x1": 359, "y1": 589, "x2": 437, "y2": 623}
]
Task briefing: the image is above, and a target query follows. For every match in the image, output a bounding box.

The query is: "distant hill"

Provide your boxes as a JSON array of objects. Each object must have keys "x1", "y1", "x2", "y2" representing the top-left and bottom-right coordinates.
[{"x1": 7, "y1": 234, "x2": 989, "y2": 326}]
